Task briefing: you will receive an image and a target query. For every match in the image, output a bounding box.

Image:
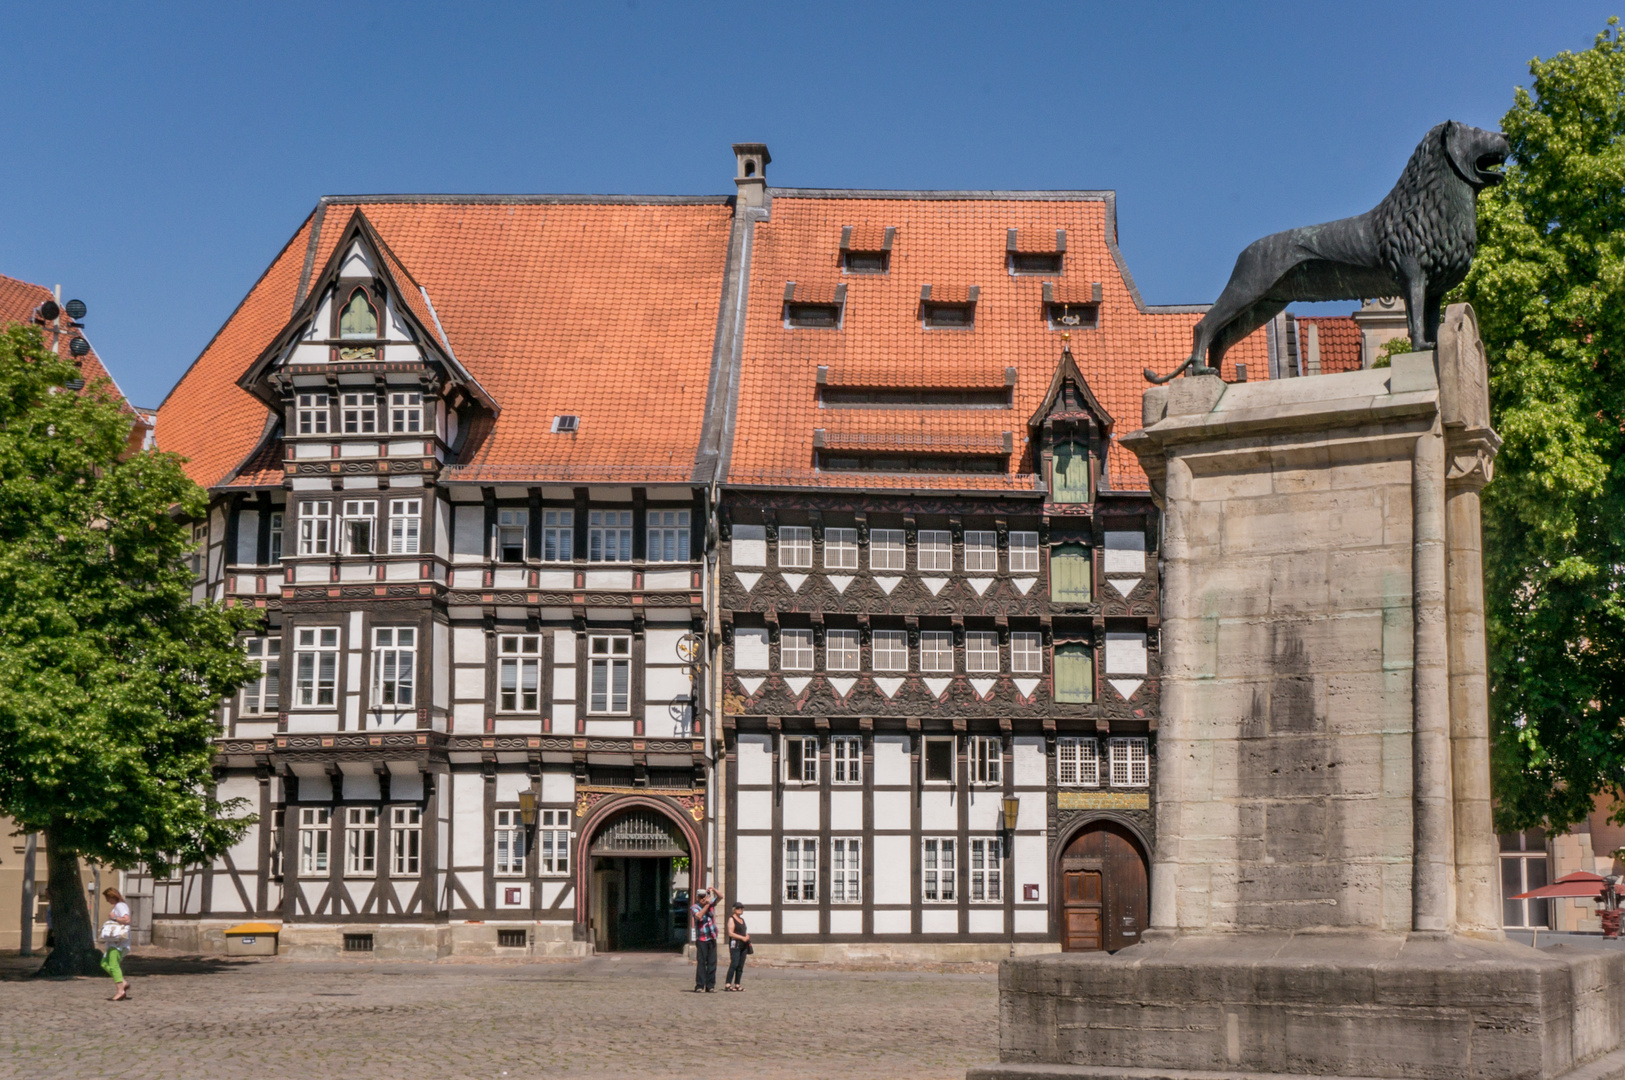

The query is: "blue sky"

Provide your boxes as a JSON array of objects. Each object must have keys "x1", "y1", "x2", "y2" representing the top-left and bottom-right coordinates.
[{"x1": 0, "y1": 2, "x2": 1614, "y2": 407}]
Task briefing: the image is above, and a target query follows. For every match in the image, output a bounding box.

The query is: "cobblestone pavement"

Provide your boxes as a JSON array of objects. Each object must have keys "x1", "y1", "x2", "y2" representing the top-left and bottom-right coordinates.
[{"x1": 0, "y1": 951, "x2": 999, "y2": 1080}]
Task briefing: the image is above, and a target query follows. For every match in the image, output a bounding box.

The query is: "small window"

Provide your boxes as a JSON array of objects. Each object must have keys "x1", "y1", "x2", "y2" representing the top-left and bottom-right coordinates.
[
  {"x1": 241, "y1": 637, "x2": 282, "y2": 715},
  {"x1": 969, "y1": 837, "x2": 1003, "y2": 902},
  {"x1": 870, "y1": 529, "x2": 905, "y2": 571},
  {"x1": 1058, "y1": 737, "x2": 1099, "y2": 787},
  {"x1": 589, "y1": 510, "x2": 632, "y2": 563},
  {"x1": 298, "y1": 807, "x2": 330, "y2": 876},
  {"x1": 918, "y1": 530, "x2": 952, "y2": 572},
  {"x1": 1009, "y1": 531, "x2": 1039, "y2": 573},
  {"x1": 293, "y1": 627, "x2": 340, "y2": 707},
  {"x1": 494, "y1": 809, "x2": 527, "y2": 876},
  {"x1": 296, "y1": 392, "x2": 330, "y2": 436},
  {"x1": 923, "y1": 302, "x2": 975, "y2": 329},
  {"x1": 783, "y1": 838, "x2": 818, "y2": 903},
  {"x1": 964, "y1": 531, "x2": 997, "y2": 573},
  {"x1": 551, "y1": 415, "x2": 578, "y2": 434},
  {"x1": 872, "y1": 629, "x2": 908, "y2": 672},
  {"x1": 1010, "y1": 252, "x2": 1062, "y2": 275},
  {"x1": 341, "y1": 499, "x2": 377, "y2": 556},
  {"x1": 781, "y1": 628, "x2": 814, "y2": 672},
  {"x1": 388, "y1": 499, "x2": 420, "y2": 555},
  {"x1": 342, "y1": 392, "x2": 378, "y2": 434},
  {"x1": 843, "y1": 250, "x2": 888, "y2": 273},
  {"x1": 1050, "y1": 544, "x2": 1093, "y2": 604},
  {"x1": 538, "y1": 809, "x2": 570, "y2": 876},
  {"x1": 390, "y1": 391, "x2": 424, "y2": 434},
  {"x1": 1052, "y1": 441, "x2": 1092, "y2": 503},
  {"x1": 922, "y1": 737, "x2": 955, "y2": 783},
  {"x1": 778, "y1": 526, "x2": 812, "y2": 569},
  {"x1": 269, "y1": 511, "x2": 284, "y2": 564},
  {"x1": 826, "y1": 629, "x2": 860, "y2": 672},
  {"x1": 345, "y1": 807, "x2": 378, "y2": 875},
  {"x1": 831, "y1": 736, "x2": 862, "y2": 784},
  {"x1": 824, "y1": 528, "x2": 858, "y2": 570},
  {"x1": 920, "y1": 631, "x2": 954, "y2": 673},
  {"x1": 968, "y1": 736, "x2": 1002, "y2": 785},
  {"x1": 1108, "y1": 738, "x2": 1149, "y2": 787},
  {"x1": 922, "y1": 837, "x2": 956, "y2": 902},
  {"x1": 1053, "y1": 643, "x2": 1094, "y2": 704},
  {"x1": 543, "y1": 509, "x2": 573, "y2": 562},
  {"x1": 339, "y1": 289, "x2": 379, "y2": 338},
  {"x1": 785, "y1": 302, "x2": 841, "y2": 328},
  {"x1": 647, "y1": 510, "x2": 690, "y2": 562},
  {"x1": 497, "y1": 509, "x2": 528, "y2": 563},
  {"x1": 588, "y1": 636, "x2": 631, "y2": 714},
  {"x1": 1047, "y1": 303, "x2": 1099, "y2": 330},
  {"x1": 499, "y1": 635, "x2": 541, "y2": 712},
  {"x1": 831, "y1": 837, "x2": 862, "y2": 902},
  {"x1": 965, "y1": 631, "x2": 999, "y2": 674},
  {"x1": 1011, "y1": 631, "x2": 1042, "y2": 675},
  {"x1": 391, "y1": 807, "x2": 421, "y2": 875},
  {"x1": 784, "y1": 735, "x2": 818, "y2": 783},
  {"x1": 372, "y1": 626, "x2": 416, "y2": 708},
  {"x1": 343, "y1": 933, "x2": 374, "y2": 952}
]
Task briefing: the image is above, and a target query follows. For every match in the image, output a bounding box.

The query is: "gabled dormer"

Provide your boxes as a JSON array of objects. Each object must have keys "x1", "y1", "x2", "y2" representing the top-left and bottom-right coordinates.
[
  {"x1": 236, "y1": 208, "x2": 496, "y2": 446},
  {"x1": 1029, "y1": 345, "x2": 1113, "y2": 506}
]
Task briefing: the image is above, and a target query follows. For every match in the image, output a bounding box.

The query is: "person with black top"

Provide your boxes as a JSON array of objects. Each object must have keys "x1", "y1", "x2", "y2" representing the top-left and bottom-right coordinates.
[
  {"x1": 724, "y1": 901, "x2": 750, "y2": 990},
  {"x1": 689, "y1": 886, "x2": 720, "y2": 992}
]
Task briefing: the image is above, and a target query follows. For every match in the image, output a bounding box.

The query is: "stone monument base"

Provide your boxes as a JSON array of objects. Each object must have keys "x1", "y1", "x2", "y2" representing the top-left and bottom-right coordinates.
[{"x1": 970, "y1": 934, "x2": 1625, "y2": 1080}]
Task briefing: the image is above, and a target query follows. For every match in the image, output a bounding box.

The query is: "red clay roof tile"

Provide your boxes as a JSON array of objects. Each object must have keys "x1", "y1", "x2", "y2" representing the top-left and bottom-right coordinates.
[{"x1": 1295, "y1": 315, "x2": 1364, "y2": 374}]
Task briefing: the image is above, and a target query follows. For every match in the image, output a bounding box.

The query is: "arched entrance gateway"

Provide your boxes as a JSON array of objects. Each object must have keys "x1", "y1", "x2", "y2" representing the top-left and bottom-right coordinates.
[
  {"x1": 574, "y1": 797, "x2": 701, "y2": 953},
  {"x1": 1055, "y1": 821, "x2": 1150, "y2": 952}
]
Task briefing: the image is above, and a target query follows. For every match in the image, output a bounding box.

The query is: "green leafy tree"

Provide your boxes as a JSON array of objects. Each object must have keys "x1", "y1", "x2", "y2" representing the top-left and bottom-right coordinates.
[
  {"x1": 1370, "y1": 336, "x2": 1413, "y2": 369},
  {"x1": 0, "y1": 323, "x2": 259, "y2": 976},
  {"x1": 1458, "y1": 19, "x2": 1625, "y2": 834}
]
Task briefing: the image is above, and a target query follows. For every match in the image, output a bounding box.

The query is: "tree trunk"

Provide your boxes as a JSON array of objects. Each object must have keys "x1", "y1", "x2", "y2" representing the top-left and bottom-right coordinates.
[{"x1": 34, "y1": 828, "x2": 103, "y2": 977}]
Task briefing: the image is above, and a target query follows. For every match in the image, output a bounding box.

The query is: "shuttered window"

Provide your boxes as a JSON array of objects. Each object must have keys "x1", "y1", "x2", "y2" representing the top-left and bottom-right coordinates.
[
  {"x1": 1052, "y1": 441, "x2": 1091, "y2": 502},
  {"x1": 1053, "y1": 643, "x2": 1094, "y2": 704},
  {"x1": 1050, "y1": 544, "x2": 1092, "y2": 604}
]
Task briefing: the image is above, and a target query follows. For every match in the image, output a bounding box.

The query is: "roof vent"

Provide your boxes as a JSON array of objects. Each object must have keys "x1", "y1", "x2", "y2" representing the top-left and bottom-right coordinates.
[{"x1": 551, "y1": 415, "x2": 579, "y2": 434}]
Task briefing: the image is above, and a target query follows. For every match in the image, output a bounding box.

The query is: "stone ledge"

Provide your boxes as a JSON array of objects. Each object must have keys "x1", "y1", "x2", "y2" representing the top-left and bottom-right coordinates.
[{"x1": 969, "y1": 1044, "x2": 1625, "y2": 1080}]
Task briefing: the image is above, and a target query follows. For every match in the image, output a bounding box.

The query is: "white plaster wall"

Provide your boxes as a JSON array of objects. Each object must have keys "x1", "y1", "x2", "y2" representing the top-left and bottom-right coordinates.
[
  {"x1": 1013, "y1": 737, "x2": 1046, "y2": 787},
  {"x1": 646, "y1": 666, "x2": 690, "y2": 701},
  {"x1": 1105, "y1": 632, "x2": 1148, "y2": 675},
  {"x1": 433, "y1": 622, "x2": 450, "y2": 710},
  {"x1": 736, "y1": 834, "x2": 772, "y2": 904},
  {"x1": 1014, "y1": 833, "x2": 1047, "y2": 904},
  {"x1": 453, "y1": 627, "x2": 484, "y2": 664},
  {"x1": 873, "y1": 835, "x2": 912, "y2": 904},
  {"x1": 830, "y1": 909, "x2": 863, "y2": 934},
  {"x1": 733, "y1": 628, "x2": 769, "y2": 671},
  {"x1": 454, "y1": 667, "x2": 485, "y2": 701},
  {"x1": 453, "y1": 703, "x2": 483, "y2": 731},
  {"x1": 1015, "y1": 909, "x2": 1049, "y2": 933},
  {"x1": 452, "y1": 773, "x2": 484, "y2": 869},
  {"x1": 1104, "y1": 530, "x2": 1146, "y2": 573},
  {"x1": 969, "y1": 908, "x2": 1005, "y2": 934},
  {"x1": 453, "y1": 506, "x2": 484, "y2": 562},
  {"x1": 236, "y1": 510, "x2": 258, "y2": 563},
  {"x1": 732, "y1": 525, "x2": 766, "y2": 567},
  {"x1": 782, "y1": 789, "x2": 819, "y2": 831},
  {"x1": 873, "y1": 735, "x2": 911, "y2": 785},
  {"x1": 874, "y1": 790, "x2": 911, "y2": 829},
  {"x1": 781, "y1": 909, "x2": 819, "y2": 934},
  {"x1": 584, "y1": 720, "x2": 634, "y2": 737},
  {"x1": 921, "y1": 790, "x2": 957, "y2": 831},
  {"x1": 391, "y1": 771, "x2": 424, "y2": 802},
  {"x1": 922, "y1": 908, "x2": 958, "y2": 934},
  {"x1": 540, "y1": 770, "x2": 574, "y2": 804},
  {"x1": 736, "y1": 790, "x2": 771, "y2": 831},
  {"x1": 735, "y1": 735, "x2": 772, "y2": 786},
  {"x1": 343, "y1": 773, "x2": 381, "y2": 801},
  {"x1": 873, "y1": 909, "x2": 911, "y2": 934},
  {"x1": 496, "y1": 772, "x2": 529, "y2": 802},
  {"x1": 966, "y1": 789, "x2": 1000, "y2": 830},
  {"x1": 830, "y1": 790, "x2": 863, "y2": 831}
]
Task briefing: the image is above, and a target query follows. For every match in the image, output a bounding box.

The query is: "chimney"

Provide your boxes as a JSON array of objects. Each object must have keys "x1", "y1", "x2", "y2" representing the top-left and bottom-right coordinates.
[{"x1": 733, "y1": 143, "x2": 770, "y2": 209}]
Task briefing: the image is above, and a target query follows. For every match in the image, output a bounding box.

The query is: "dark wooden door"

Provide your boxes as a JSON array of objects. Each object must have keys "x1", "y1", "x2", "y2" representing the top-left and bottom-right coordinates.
[{"x1": 1059, "y1": 823, "x2": 1148, "y2": 952}]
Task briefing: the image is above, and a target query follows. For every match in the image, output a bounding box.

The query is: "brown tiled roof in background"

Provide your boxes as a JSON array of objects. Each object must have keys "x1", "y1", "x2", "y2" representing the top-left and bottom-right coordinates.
[
  {"x1": 1294, "y1": 315, "x2": 1364, "y2": 374},
  {"x1": 728, "y1": 196, "x2": 1271, "y2": 492},
  {"x1": 158, "y1": 201, "x2": 735, "y2": 488}
]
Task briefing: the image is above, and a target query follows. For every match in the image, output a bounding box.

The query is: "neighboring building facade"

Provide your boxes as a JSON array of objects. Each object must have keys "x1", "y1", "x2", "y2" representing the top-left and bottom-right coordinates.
[{"x1": 142, "y1": 145, "x2": 1280, "y2": 959}]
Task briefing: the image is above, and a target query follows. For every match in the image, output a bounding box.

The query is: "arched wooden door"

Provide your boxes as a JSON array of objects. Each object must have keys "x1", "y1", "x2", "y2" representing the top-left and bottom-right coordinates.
[{"x1": 1059, "y1": 822, "x2": 1148, "y2": 952}]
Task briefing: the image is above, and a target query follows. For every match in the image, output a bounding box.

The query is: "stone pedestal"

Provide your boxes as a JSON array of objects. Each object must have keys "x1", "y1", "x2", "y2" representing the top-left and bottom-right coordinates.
[{"x1": 974, "y1": 307, "x2": 1625, "y2": 1080}]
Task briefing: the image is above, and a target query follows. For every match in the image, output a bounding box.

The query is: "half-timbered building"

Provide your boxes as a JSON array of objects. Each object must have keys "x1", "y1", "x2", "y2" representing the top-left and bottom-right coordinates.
[{"x1": 140, "y1": 145, "x2": 1271, "y2": 958}]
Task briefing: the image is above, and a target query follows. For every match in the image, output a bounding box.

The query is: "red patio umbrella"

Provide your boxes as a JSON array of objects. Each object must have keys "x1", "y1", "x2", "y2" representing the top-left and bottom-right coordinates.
[{"x1": 1510, "y1": 871, "x2": 1608, "y2": 900}]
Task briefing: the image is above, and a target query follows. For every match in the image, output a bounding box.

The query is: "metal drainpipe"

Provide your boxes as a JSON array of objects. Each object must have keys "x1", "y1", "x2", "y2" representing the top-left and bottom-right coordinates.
[{"x1": 706, "y1": 477, "x2": 720, "y2": 892}]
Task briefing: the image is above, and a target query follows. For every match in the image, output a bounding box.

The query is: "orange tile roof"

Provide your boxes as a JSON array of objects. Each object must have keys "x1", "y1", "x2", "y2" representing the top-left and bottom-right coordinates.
[
  {"x1": 0, "y1": 273, "x2": 126, "y2": 404},
  {"x1": 1295, "y1": 315, "x2": 1364, "y2": 374},
  {"x1": 726, "y1": 195, "x2": 1270, "y2": 493},
  {"x1": 158, "y1": 200, "x2": 736, "y2": 488}
]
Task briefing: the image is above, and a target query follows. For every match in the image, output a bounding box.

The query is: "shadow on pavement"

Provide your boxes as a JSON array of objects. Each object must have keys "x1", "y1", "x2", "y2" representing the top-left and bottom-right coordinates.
[{"x1": 0, "y1": 952, "x2": 263, "y2": 981}]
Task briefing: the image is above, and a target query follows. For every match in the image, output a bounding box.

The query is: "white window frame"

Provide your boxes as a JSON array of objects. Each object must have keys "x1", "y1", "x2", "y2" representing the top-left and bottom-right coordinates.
[
  {"x1": 826, "y1": 629, "x2": 860, "y2": 672},
  {"x1": 778, "y1": 526, "x2": 813, "y2": 569},
  {"x1": 293, "y1": 627, "x2": 339, "y2": 707},
  {"x1": 341, "y1": 499, "x2": 377, "y2": 557},
  {"x1": 969, "y1": 836, "x2": 1003, "y2": 903},
  {"x1": 389, "y1": 390, "x2": 424, "y2": 434},
  {"x1": 824, "y1": 527, "x2": 858, "y2": 570},
  {"x1": 830, "y1": 836, "x2": 862, "y2": 904},
  {"x1": 494, "y1": 809, "x2": 527, "y2": 876},
  {"x1": 372, "y1": 626, "x2": 416, "y2": 708},
  {"x1": 831, "y1": 735, "x2": 862, "y2": 785},
  {"x1": 1058, "y1": 737, "x2": 1100, "y2": 787},
  {"x1": 870, "y1": 528, "x2": 905, "y2": 571},
  {"x1": 538, "y1": 809, "x2": 570, "y2": 876},
  {"x1": 498, "y1": 635, "x2": 542, "y2": 712},
  {"x1": 964, "y1": 530, "x2": 998, "y2": 573},
  {"x1": 783, "y1": 837, "x2": 818, "y2": 903},
  {"x1": 872, "y1": 629, "x2": 908, "y2": 672},
  {"x1": 588, "y1": 635, "x2": 631, "y2": 714},
  {"x1": 920, "y1": 630, "x2": 954, "y2": 673},
  {"x1": 965, "y1": 631, "x2": 999, "y2": 674},
  {"x1": 922, "y1": 736, "x2": 956, "y2": 785},
  {"x1": 646, "y1": 509, "x2": 691, "y2": 562},
  {"x1": 391, "y1": 807, "x2": 421, "y2": 876},
  {"x1": 296, "y1": 392, "x2": 329, "y2": 435},
  {"x1": 922, "y1": 837, "x2": 957, "y2": 903},
  {"x1": 270, "y1": 809, "x2": 285, "y2": 879},
  {"x1": 1011, "y1": 631, "x2": 1042, "y2": 674},
  {"x1": 969, "y1": 736, "x2": 1002, "y2": 785},
  {"x1": 341, "y1": 391, "x2": 378, "y2": 435},
  {"x1": 542, "y1": 509, "x2": 573, "y2": 562},
  {"x1": 1108, "y1": 737, "x2": 1149, "y2": 787},
  {"x1": 589, "y1": 510, "x2": 633, "y2": 563},
  {"x1": 298, "y1": 501, "x2": 331, "y2": 556},
  {"x1": 388, "y1": 498, "x2": 421, "y2": 555},
  {"x1": 298, "y1": 807, "x2": 330, "y2": 876},
  {"x1": 784, "y1": 735, "x2": 819, "y2": 783},
  {"x1": 268, "y1": 511, "x2": 284, "y2": 564},
  {"x1": 781, "y1": 628, "x2": 814, "y2": 672},
  {"x1": 918, "y1": 529, "x2": 953, "y2": 571},
  {"x1": 241, "y1": 637, "x2": 281, "y2": 715},
  {"x1": 496, "y1": 508, "x2": 528, "y2": 563},
  {"x1": 345, "y1": 807, "x2": 378, "y2": 875},
  {"x1": 1009, "y1": 530, "x2": 1039, "y2": 573}
]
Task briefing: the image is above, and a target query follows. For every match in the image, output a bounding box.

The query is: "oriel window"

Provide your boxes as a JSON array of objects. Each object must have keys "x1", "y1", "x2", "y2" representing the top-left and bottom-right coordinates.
[
  {"x1": 294, "y1": 627, "x2": 339, "y2": 707},
  {"x1": 296, "y1": 392, "x2": 330, "y2": 436},
  {"x1": 589, "y1": 510, "x2": 632, "y2": 563},
  {"x1": 372, "y1": 627, "x2": 416, "y2": 708},
  {"x1": 389, "y1": 391, "x2": 423, "y2": 433},
  {"x1": 388, "y1": 499, "x2": 421, "y2": 555},
  {"x1": 543, "y1": 509, "x2": 573, "y2": 562},
  {"x1": 646, "y1": 510, "x2": 690, "y2": 562},
  {"x1": 342, "y1": 392, "x2": 378, "y2": 434},
  {"x1": 342, "y1": 500, "x2": 377, "y2": 556},
  {"x1": 496, "y1": 509, "x2": 528, "y2": 562}
]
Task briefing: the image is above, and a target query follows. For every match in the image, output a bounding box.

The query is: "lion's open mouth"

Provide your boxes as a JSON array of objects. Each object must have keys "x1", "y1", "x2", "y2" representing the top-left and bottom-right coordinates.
[{"x1": 1476, "y1": 153, "x2": 1507, "y2": 184}]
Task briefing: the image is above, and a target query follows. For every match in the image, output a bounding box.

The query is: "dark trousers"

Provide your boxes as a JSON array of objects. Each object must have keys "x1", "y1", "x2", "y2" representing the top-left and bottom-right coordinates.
[
  {"x1": 695, "y1": 938, "x2": 717, "y2": 990},
  {"x1": 725, "y1": 941, "x2": 747, "y2": 986}
]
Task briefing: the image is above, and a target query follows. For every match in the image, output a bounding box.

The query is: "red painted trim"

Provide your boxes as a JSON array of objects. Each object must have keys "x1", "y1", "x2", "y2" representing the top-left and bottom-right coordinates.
[{"x1": 572, "y1": 793, "x2": 705, "y2": 930}]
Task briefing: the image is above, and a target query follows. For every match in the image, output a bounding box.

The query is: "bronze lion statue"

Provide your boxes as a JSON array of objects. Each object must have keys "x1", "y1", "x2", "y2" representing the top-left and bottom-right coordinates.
[{"x1": 1146, "y1": 121, "x2": 1509, "y2": 383}]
